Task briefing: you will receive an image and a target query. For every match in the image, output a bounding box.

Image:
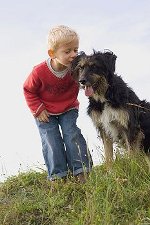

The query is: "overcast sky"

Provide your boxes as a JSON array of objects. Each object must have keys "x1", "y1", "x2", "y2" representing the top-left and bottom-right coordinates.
[{"x1": 0, "y1": 0, "x2": 150, "y2": 181}]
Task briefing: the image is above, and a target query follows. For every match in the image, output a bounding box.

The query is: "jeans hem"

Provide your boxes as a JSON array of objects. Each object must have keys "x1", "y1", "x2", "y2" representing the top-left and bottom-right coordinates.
[
  {"x1": 73, "y1": 167, "x2": 92, "y2": 176},
  {"x1": 48, "y1": 171, "x2": 68, "y2": 181}
]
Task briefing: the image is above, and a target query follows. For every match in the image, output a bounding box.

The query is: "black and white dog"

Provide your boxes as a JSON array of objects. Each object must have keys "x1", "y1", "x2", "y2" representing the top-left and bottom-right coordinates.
[{"x1": 72, "y1": 50, "x2": 150, "y2": 163}]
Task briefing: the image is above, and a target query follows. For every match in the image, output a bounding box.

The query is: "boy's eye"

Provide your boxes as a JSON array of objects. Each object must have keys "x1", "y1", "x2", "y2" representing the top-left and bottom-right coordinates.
[
  {"x1": 65, "y1": 50, "x2": 71, "y2": 54},
  {"x1": 65, "y1": 49, "x2": 78, "y2": 54}
]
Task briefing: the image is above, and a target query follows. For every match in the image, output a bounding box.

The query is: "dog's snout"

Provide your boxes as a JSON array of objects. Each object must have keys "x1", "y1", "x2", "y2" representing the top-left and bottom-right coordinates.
[{"x1": 79, "y1": 79, "x2": 86, "y2": 85}]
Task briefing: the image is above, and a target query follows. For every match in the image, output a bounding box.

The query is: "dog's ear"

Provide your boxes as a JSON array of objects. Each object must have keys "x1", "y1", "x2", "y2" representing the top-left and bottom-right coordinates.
[
  {"x1": 71, "y1": 51, "x2": 86, "y2": 80},
  {"x1": 103, "y1": 51, "x2": 117, "y2": 74}
]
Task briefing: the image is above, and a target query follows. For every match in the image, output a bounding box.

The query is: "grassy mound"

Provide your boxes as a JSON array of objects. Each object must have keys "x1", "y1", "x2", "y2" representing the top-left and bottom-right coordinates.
[{"x1": 0, "y1": 154, "x2": 150, "y2": 225}]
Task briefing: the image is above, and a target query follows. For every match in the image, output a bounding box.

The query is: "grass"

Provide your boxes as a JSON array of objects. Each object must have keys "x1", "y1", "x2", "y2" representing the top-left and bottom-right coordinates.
[{"x1": 0, "y1": 153, "x2": 150, "y2": 225}]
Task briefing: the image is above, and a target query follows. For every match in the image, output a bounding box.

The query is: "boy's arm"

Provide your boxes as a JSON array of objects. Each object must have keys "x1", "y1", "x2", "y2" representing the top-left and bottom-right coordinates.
[{"x1": 23, "y1": 70, "x2": 46, "y2": 117}]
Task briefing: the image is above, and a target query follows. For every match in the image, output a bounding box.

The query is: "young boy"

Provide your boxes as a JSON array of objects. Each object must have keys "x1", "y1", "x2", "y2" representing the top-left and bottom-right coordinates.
[{"x1": 23, "y1": 25, "x2": 93, "y2": 182}]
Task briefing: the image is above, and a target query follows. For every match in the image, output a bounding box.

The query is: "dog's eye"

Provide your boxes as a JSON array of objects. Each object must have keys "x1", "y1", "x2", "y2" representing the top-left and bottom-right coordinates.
[
  {"x1": 89, "y1": 64, "x2": 98, "y2": 72},
  {"x1": 91, "y1": 64, "x2": 97, "y2": 70},
  {"x1": 78, "y1": 65, "x2": 83, "y2": 71}
]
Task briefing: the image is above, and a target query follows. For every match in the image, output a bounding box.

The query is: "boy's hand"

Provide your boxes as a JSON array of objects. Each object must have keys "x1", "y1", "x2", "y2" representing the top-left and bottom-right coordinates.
[{"x1": 37, "y1": 110, "x2": 49, "y2": 122}]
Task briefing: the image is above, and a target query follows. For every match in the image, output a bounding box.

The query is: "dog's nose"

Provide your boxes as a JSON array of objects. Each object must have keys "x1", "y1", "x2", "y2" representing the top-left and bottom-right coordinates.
[{"x1": 79, "y1": 79, "x2": 86, "y2": 85}]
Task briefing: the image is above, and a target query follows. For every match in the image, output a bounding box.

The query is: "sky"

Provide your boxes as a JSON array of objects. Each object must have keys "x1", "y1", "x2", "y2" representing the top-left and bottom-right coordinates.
[{"x1": 0, "y1": 0, "x2": 150, "y2": 182}]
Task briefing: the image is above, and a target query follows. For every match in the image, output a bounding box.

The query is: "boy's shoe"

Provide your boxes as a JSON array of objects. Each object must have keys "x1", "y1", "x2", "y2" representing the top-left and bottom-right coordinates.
[{"x1": 75, "y1": 172, "x2": 86, "y2": 183}]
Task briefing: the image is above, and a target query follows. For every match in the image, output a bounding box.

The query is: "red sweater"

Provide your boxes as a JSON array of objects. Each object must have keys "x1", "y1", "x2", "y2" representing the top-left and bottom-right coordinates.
[{"x1": 23, "y1": 61, "x2": 79, "y2": 117}]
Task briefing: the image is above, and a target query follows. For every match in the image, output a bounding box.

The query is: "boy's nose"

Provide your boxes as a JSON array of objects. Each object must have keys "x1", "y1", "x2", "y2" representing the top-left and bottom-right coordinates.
[{"x1": 71, "y1": 51, "x2": 78, "y2": 59}]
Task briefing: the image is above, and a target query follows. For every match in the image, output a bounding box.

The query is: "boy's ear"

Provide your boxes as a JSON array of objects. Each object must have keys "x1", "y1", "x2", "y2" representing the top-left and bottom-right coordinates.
[{"x1": 48, "y1": 49, "x2": 55, "y2": 59}]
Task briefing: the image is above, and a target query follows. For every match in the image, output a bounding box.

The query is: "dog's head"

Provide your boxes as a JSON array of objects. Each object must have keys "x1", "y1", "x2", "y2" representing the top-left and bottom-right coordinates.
[
  {"x1": 71, "y1": 50, "x2": 117, "y2": 100},
  {"x1": 71, "y1": 51, "x2": 87, "y2": 80}
]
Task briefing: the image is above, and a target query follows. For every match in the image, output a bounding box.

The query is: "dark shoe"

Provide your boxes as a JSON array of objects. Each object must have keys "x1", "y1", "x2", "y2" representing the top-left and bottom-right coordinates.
[{"x1": 75, "y1": 172, "x2": 86, "y2": 183}]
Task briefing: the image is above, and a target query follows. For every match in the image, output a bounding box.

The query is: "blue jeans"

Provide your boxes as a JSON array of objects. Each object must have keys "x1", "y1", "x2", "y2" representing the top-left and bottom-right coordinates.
[{"x1": 35, "y1": 109, "x2": 93, "y2": 180}]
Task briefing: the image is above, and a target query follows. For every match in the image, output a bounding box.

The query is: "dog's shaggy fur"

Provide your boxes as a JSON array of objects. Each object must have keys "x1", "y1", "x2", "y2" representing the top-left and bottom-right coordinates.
[{"x1": 72, "y1": 50, "x2": 150, "y2": 163}]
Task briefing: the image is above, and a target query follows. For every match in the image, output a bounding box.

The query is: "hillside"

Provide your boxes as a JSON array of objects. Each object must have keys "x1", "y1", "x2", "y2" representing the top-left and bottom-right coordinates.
[{"x1": 0, "y1": 154, "x2": 150, "y2": 225}]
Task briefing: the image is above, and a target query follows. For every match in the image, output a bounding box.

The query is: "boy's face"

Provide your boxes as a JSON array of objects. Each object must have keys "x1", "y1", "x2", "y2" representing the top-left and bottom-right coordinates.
[{"x1": 49, "y1": 39, "x2": 79, "y2": 70}]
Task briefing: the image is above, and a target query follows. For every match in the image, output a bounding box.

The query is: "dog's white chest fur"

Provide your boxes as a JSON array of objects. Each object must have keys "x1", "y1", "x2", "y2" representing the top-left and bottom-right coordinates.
[{"x1": 90, "y1": 103, "x2": 129, "y2": 141}]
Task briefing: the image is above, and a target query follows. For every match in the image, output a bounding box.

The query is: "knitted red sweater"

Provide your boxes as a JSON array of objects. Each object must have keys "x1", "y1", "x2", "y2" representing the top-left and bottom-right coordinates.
[{"x1": 23, "y1": 61, "x2": 79, "y2": 117}]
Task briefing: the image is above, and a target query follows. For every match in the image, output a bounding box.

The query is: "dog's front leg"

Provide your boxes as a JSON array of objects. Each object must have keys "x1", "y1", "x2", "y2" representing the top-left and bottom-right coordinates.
[
  {"x1": 122, "y1": 131, "x2": 142, "y2": 155},
  {"x1": 99, "y1": 129, "x2": 113, "y2": 166}
]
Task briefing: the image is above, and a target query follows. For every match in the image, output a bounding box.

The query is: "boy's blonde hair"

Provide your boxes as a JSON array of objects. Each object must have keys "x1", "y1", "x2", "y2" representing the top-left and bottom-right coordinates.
[{"x1": 47, "y1": 25, "x2": 79, "y2": 51}]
